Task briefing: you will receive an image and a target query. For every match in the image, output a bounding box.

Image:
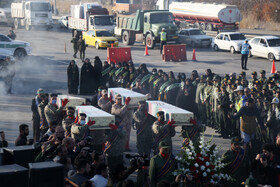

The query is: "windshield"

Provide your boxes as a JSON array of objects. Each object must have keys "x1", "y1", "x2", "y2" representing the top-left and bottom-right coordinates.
[
  {"x1": 229, "y1": 34, "x2": 246, "y2": 40},
  {"x1": 94, "y1": 16, "x2": 114, "y2": 26},
  {"x1": 30, "y1": 3, "x2": 51, "y2": 12},
  {"x1": 96, "y1": 31, "x2": 113, "y2": 37},
  {"x1": 150, "y1": 13, "x2": 173, "y2": 24},
  {"x1": 189, "y1": 30, "x2": 205, "y2": 35},
  {"x1": 267, "y1": 39, "x2": 280, "y2": 47}
]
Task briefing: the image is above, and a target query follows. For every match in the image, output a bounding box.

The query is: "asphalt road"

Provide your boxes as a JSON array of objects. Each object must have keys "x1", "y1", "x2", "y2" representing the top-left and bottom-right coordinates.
[{"x1": 0, "y1": 25, "x2": 279, "y2": 158}]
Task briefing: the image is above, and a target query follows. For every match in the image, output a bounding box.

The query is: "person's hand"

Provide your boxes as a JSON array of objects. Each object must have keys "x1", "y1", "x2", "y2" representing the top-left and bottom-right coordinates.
[
  {"x1": 230, "y1": 104, "x2": 233, "y2": 108},
  {"x1": 255, "y1": 154, "x2": 261, "y2": 160},
  {"x1": 125, "y1": 97, "x2": 131, "y2": 105},
  {"x1": 264, "y1": 123, "x2": 267, "y2": 127},
  {"x1": 0, "y1": 132, "x2": 5, "y2": 141},
  {"x1": 61, "y1": 98, "x2": 69, "y2": 107},
  {"x1": 175, "y1": 174, "x2": 183, "y2": 183},
  {"x1": 87, "y1": 120, "x2": 96, "y2": 126},
  {"x1": 218, "y1": 105, "x2": 222, "y2": 109},
  {"x1": 168, "y1": 120, "x2": 176, "y2": 127},
  {"x1": 109, "y1": 123, "x2": 118, "y2": 130}
]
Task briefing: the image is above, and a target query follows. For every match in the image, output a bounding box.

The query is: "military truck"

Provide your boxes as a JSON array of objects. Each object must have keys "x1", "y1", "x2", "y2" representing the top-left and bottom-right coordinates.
[{"x1": 115, "y1": 10, "x2": 179, "y2": 49}]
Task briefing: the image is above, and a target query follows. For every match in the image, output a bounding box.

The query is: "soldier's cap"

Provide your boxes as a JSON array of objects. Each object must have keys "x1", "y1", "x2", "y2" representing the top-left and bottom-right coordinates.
[
  {"x1": 231, "y1": 136, "x2": 242, "y2": 144},
  {"x1": 50, "y1": 93, "x2": 58, "y2": 97},
  {"x1": 157, "y1": 111, "x2": 164, "y2": 116},
  {"x1": 159, "y1": 141, "x2": 170, "y2": 148},
  {"x1": 115, "y1": 94, "x2": 122, "y2": 99},
  {"x1": 101, "y1": 89, "x2": 108, "y2": 95},
  {"x1": 152, "y1": 68, "x2": 157, "y2": 72},
  {"x1": 260, "y1": 70, "x2": 266, "y2": 74},
  {"x1": 243, "y1": 177, "x2": 258, "y2": 187},
  {"x1": 79, "y1": 113, "x2": 87, "y2": 117},
  {"x1": 138, "y1": 100, "x2": 146, "y2": 105},
  {"x1": 66, "y1": 106, "x2": 75, "y2": 111},
  {"x1": 240, "y1": 71, "x2": 246, "y2": 75},
  {"x1": 37, "y1": 88, "x2": 45, "y2": 94},
  {"x1": 272, "y1": 97, "x2": 279, "y2": 104},
  {"x1": 234, "y1": 85, "x2": 244, "y2": 92},
  {"x1": 251, "y1": 71, "x2": 257, "y2": 75}
]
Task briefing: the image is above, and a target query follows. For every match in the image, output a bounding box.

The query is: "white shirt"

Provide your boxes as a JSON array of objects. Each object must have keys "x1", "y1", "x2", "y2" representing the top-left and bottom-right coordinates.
[{"x1": 90, "y1": 174, "x2": 108, "y2": 187}]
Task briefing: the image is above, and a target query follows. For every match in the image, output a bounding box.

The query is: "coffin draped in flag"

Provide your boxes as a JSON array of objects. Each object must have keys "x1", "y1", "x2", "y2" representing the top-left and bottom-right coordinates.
[{"x1": 57, "y1": 95, "x2": 86, "y2": 108}]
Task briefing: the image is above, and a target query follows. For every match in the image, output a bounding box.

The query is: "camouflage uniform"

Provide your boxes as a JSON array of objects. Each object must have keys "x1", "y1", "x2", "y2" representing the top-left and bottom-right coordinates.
[
  {"x1": 44, "y1": 103, "x2": 63, "y2": 125},
  {"x1": 98, "y1": 97, "x2": 112, "y2": 113},
  {"x1": 62, "y1": 116, "x2": 75, "y2": 137},
  {"x1": 111, "y1": 103, "x2": 133, "y2": 149},
  {"x1": 152, "y1": 121, "x2": 175, "y2": 155},
  {"x1": 38, "y1": 101, "x2": 49, "y2": 136},
  {"x1": 195, "y1": 82, "x2": 207, "y2": 123},
  {"x1": 71, "y1": 123, "x2": 89, "y2": 141},
  {"x1": 133, "y1": 109, "x2": 154, "y2": 157},
  {"x1": 203, "y1": 83, "x2": 213, "y2": 126},
  {"x1": 104, "y1": 128, "x2": 126, "y2": 172}
]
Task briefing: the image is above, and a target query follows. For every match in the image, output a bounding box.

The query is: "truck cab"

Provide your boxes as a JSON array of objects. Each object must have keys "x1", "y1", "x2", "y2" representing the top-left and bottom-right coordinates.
[
  {"x1": 89, "y1": 15, "x2": 115, "y2": 33},
  {"x1": 23, "y1": 1, "x2": 52, "y2": 30}
]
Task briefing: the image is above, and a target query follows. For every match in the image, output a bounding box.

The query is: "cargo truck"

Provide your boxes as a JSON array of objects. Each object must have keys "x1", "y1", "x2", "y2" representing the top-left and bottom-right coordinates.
[
  {"x1": 115, "y1": 10, "x2": 179, "y2": 49},
  {"x1": 68, "y1": 3, "x2": 115, "y2": 38},
  {"x1": 156, "y1": 0, "x2": 242, "y2": 32},
  {"x1": 11, "y1": 0, "x2": 53, "y2": 31}
]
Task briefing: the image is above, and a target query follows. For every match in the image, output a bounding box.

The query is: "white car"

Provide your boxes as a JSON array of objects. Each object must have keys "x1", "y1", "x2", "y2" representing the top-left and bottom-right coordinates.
[
  {"x1": 58, "y1": 16, "x2": 69, "y2": 28},
  {"x1": 178, "y1": 28, "x2": 212, "y2": 47},
  {"x1": 0, "y1": 33, "x2": 32, "y2": 59},
  {"x1": 249, "y1": 36, "x2": 280, "y2": 61},
  {"x1": 212, "y1": 32, "x2": 246, "y2": 53}
]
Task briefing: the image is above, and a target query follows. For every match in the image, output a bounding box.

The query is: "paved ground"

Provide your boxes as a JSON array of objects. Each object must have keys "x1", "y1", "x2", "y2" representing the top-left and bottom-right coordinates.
[{"x1": 0, "y1": 24, "x2": 278, "y2": 159}]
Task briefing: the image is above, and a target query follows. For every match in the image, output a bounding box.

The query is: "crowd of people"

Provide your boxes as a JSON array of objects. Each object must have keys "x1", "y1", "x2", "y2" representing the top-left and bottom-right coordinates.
[{"x1": 3, "y1": 56, "x2": 280, "y2": 187}]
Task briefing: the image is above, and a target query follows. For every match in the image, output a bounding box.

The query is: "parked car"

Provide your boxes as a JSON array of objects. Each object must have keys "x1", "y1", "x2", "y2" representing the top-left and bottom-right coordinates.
[
  {"x1": 212, "y1": 32, "x2": 246, "y2": 53},
  {"x1": 58, "y1": 15, "x2": 69, "y2": 28},
  {"x1": 0, "y1": 33, "x2": 31, "y2": 59},
  {"x1": 178, "y1": 28, "x2": 212, "y2": 47},
  {"x1": 249, "y1": 36, "x2": 280, "y2": 61},
  {"x1": 82, "y1": 29, "x2": 118, "y2": 49}
]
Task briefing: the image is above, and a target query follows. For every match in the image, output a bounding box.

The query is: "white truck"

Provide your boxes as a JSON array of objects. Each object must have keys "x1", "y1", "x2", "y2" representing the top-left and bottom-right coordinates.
[
  {"x1": 156, "y1": 0, "x2": 242, "y2": 32},
  {"x1": 11, "y1": 0, "x2": 52, "y2": 31},
  {"x1": 68, "y1": 3, "x2": 115, "y2": 38}
]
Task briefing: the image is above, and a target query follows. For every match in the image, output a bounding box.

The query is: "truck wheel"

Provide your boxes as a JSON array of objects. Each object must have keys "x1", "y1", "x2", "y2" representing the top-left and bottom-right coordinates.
[
  {"x1": 14, "y1": 19, "x2": 19, "y2": 29},
  {"x1": 230, "y1": 46, "x2": 236, "y2": 54},
  {"x1": 14, "y1": 48, "x2": 27, "y2": 60},
  {"x1": 200, "y1": 23, "x2": 206, "y2": 30},
  {"x1": 193, "y1": 22, "x2": 200, "y2": 28},
  {"x1": 129, "y1": 33, "x2": 135, "y2": 45},
  {"x1": 145, "y1": 34, "x2": 155, "y2": 49},
  {"x1": 206, "y1": 23, "x2": 213, "y2": 31},
  {"x1": 122, "y1": 31, "x2": 130, "y2": 46}
]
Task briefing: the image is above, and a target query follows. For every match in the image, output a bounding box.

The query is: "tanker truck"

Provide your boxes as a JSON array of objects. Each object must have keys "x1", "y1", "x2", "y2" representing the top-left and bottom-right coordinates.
[{"x1": 156, "y1": 0, "x2": 242, "y2": 32}]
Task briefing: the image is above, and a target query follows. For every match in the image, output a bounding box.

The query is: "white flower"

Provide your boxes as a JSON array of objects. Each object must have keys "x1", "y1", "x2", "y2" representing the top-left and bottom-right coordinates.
[
  {"x1": 201, "y1": 157, "x2": 204, "y2": 161},
  {"x1": 203, "y1": 172, "x2": 207, "y2": 177},
  {"x1": 206, "y1": 168, "x2": 211, "y2": 173},
  {"x1": 188, "y1": 152, "x2": 193, "y2": 156},
  {"x1": 200, "y1": 165, "x2": 205, "y2": 171},
  {"x1": 186, "y1": 148, "x2": 190, "y2": 153},
  {"x1": 205, "y1": 162, "x2": 210, "y2": 166},
  {"x1": 194, "y1": 163, "x2": 199, "y2": 167},
  {"x1": 210, "y1": 179, "x2": 215, "y2": 184}
]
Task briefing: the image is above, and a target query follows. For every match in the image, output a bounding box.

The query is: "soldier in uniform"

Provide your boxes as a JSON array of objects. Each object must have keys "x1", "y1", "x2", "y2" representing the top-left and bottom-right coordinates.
[
  {"x1": 78, "y1": 35, "x2": 86, "y2": 61},
  {"x1": 259, "y1": 70, "x2": 267, "y2": 85},
  {"x1": 218, "y1": 85, "x2": 231, "y2": 138},
  {"x1": 62, "y1": 106, "x2": 75, "y2": 138},
  {"x1": 248, "y1": 71, "x2": 258, "y2": 89},
  {"x1": 98, "y1": 89, "x2": 112, "y2": 113},
  {"x1": 222, "y1": 137, "x2": 250, "y2": 187},
  {"x1": 211, "y1": 75, "x2": 221, "y2": 130},
  {"x1": 38, "y1": 93, "x2": 49, "y2": 137},
  {"x1": 71, "y1": 113, "x2": 95, "y2": 141},
  {"x1": 152, "y1": 111, "x2": 176, "y2": 155},
  {"x1": 44, "y1": 93, "x2": 68, "y2": 125},
  {"x1": 31, "y1": 88, "x2": 44, "y2": 142},
  {"x1": 148, "y1": 68, "x2": 159, "y2": 99},
  {"x1": 265, "y1": 98, "x2": 280, "y2": 143},
  {"x1": 149, "y1": 141, "x2": 176, "y2": 187},
  {"x1": 203, "y1": 77, "x2": 213, "y2": 126},
  {"x1": 71, "y1": 35, "x2": 79, "y2": 58},
  {"x1": 104, "y1": 120, "x2": 126, "y2": 173},
  {"x1": 157, "y1": 73, "x2": 170, "y2": 101},
  {"x1": 152, "y1": 70, "x2": 164, "y2": 100},
  {"x1": 111, "y1": 94, "x2": 132, "y2": 151},
  {"x1": 133, "y1": 101, "x2": 154, "y2": 157}
]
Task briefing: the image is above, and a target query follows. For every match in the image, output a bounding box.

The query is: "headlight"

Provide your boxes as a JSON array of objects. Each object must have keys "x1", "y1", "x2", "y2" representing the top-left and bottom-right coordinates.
[{"x1": 25, "y1": 43, "x2": 31, "y2": 47}]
